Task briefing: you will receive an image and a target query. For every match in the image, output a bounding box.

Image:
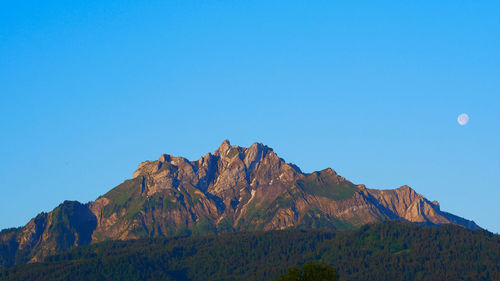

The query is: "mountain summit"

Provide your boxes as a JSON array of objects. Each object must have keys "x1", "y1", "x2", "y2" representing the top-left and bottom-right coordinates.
[{"x1": 0, "y1": 140, "x2": 479, "y2": 267}]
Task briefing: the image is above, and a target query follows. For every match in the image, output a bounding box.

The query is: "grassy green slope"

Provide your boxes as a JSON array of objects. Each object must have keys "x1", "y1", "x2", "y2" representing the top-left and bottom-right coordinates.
[{"x1": 296, "y1": 170, "x2": 358, "y2": 201}]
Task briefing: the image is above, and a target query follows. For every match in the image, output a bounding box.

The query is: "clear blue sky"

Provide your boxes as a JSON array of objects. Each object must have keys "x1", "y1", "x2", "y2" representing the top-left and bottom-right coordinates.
[{"x1": 1, "y1": 1, "x2": 499, "y2": 233}]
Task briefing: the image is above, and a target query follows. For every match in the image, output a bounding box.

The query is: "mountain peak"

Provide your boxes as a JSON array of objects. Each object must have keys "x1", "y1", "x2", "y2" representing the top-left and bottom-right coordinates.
[
  {"x1": 0, "y1": 140, "x2": 481, "y2": 267},
  {"x1": 248, "y1": 141, "x2": 271, "y2": 150},
  {"x1": 158, "y1": 154, "x2": 172, "y2": 163},
  {"x1": 215, "y1": 139, "x2": 232, "y2": 156}
]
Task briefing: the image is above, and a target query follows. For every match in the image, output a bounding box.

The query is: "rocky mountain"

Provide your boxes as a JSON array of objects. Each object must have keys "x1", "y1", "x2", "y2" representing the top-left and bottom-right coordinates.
[{"x1": 0, "y1": 140, "x2": 479, "y2": 268}]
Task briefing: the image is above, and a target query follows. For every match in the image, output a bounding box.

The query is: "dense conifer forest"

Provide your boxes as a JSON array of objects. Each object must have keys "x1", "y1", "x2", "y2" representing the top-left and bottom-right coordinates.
[{"x1": 1, "y1": 221, "x2": 498, "y2": 281}]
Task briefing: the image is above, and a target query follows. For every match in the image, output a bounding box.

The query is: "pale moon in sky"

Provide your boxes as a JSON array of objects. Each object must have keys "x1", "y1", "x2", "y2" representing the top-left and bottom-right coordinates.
[{"x1": 457, "y1": 113, "x2": 469, "y2": 126}]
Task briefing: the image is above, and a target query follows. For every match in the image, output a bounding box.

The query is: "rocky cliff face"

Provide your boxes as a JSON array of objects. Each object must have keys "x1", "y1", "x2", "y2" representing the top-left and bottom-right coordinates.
[
  {"x1": 0, "y1": 201, "x2": 96, "y2": 266},
  {"x1": 0, "y1": 140, "x2": 480, "y2": 267}
]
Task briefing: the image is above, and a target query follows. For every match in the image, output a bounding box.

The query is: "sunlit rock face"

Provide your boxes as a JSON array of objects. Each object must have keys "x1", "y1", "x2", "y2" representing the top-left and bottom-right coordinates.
[{"x1": 0, "y1": 140, "x2": 480, "y2": 267}]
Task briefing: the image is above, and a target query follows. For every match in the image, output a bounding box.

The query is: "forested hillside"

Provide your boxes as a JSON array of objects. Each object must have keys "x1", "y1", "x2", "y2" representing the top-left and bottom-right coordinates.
[{"x1": 1, "y1": 221, "x2": 498, "y2": 281}]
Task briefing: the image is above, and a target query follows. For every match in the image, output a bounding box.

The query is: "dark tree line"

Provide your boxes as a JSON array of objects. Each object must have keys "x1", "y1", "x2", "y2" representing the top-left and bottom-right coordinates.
[{"x1": 0, "y1": 221, "x2": 499, "y2": 281}]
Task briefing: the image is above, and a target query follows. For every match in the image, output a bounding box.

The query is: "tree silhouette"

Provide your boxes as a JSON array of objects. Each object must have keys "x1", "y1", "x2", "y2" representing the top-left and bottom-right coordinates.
[{"x1": 275, "y1": 261, "x2": 339, "y2": 281}]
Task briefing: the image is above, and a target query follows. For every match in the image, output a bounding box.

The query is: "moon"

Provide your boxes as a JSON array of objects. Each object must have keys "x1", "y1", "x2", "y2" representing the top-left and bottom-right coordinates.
[{"x1": 457, "y1": 113, "x2": 469, "y2": 126}]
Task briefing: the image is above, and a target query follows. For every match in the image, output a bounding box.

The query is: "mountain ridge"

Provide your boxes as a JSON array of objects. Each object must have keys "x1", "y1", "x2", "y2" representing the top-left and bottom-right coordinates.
[{"x1": 0, "y1": 140, "x2": 480, "y2": 268}]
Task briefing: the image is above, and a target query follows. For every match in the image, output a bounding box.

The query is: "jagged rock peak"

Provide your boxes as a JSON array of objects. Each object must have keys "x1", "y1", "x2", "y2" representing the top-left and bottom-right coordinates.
[
  {"x1": 323, "y1": 167, "x2": 338, "y2": 175},
  {"x1": 396, "y1": 185, "x2": 417, "y2": 195},
  {"x1": 132, "y1": 140, "x2": 275, "y2": 178},
  {"x1": 214, "y1": 140, "x2": 276, "y2": 160},
  {"x1": 215, "y1": 139, "x2": 232, "y2": 156},
  {"x1": 158, "y1": 154, "x2": 172, "y2": 162},
  {"x1": 248, "y1": 141, "x2": 272, "y2": 152},
  {"x1": 243, "y1": 142, "x2": 271, "y2": 164},
  {"x1": 399, "y1": 185, "x2": 412, "y2": 190}
]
